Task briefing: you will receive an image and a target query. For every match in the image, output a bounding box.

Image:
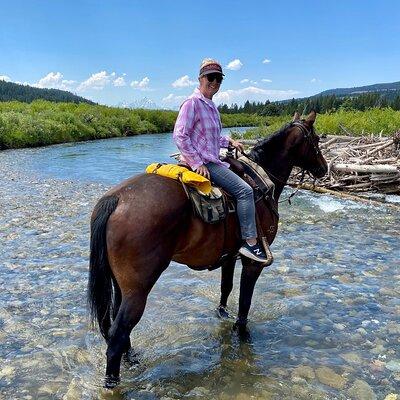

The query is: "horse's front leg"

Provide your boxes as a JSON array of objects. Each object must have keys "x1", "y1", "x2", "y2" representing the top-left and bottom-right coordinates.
[
  {"x1": 216, "y1": 256, "x2": 236, "y2": 319},
  {"x1": 234, "y1": 257, "x2": 263, "y2": 337}
]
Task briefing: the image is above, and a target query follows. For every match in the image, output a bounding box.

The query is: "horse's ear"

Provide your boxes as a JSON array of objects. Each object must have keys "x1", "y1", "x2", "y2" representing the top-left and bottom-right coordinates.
[
  {"x1": 292, "y1": 112, "x2": 300, "y2": 121},
  {"x1": 305, "y1": 110, "x2": 316, "y2": 125}
]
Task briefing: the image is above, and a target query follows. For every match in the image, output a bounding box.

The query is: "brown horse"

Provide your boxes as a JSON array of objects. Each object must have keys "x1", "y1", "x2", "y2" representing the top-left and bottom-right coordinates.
[{"x1": 88, "y1": 111, "x2": 328, "y2": 387}]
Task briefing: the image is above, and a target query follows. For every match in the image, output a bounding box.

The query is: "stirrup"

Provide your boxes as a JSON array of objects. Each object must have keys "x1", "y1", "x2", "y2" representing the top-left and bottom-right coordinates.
[{"x1": 260, "y1": 237, "x2": 273, "y2": 266}]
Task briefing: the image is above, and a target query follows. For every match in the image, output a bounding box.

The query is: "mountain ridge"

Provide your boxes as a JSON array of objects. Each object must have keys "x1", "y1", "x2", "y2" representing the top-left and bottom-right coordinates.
[
  {"x1": 314, "y1": 80, "x2": 400, "y2": 99},
  {"x1": 0, "y1": 80, "x2": 95, "y2": 104}
]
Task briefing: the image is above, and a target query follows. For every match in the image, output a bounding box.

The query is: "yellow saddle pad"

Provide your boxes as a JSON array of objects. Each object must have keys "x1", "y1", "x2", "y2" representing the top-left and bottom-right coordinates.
[{"x1": 145, "y1": 163, "x2": 211, "y2": 195}]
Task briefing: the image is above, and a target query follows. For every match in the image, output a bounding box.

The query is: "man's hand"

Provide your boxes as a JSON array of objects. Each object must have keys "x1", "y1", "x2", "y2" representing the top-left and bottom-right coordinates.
[
  {"x1": 195, "y1": 165, "x2": 210, "y2": 180},
  {"x1": 229, "y1": 138, "x2": 245, "y2": 152}
]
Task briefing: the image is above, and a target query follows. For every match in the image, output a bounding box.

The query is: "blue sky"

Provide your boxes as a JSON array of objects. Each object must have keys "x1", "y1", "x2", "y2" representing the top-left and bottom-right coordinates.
[{"x1": 1, "y1": 0, "x2": 399, "y2": 108}]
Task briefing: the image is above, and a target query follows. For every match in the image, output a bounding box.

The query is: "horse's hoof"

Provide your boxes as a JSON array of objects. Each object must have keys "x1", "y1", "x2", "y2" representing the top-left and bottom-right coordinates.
[
  {"x1": 104, "y1": 375, "x2": 120, "y2": 389},
  {"x1": 216, "y1": 305, "x2": 234, "y2": 320},
  {"x1": 233, "y1": 321, "x2": 251, "y2": 342}
]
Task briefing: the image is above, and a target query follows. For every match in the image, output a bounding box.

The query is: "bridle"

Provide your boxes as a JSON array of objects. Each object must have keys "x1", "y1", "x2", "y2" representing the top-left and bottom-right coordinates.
[{"x1": 292, "y1": 121, "x2": 322, "y2": 157}]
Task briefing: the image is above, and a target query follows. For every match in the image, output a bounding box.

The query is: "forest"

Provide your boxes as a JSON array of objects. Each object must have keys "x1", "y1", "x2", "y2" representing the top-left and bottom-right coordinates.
[{"x1": 218, "y1": 93, "x2": 400, "y2": 116}]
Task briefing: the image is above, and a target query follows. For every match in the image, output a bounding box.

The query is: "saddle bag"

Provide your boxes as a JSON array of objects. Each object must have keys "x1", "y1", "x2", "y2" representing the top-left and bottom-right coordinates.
[{"x1": 185, "y1": 185, "x2": 228, "y2": 224}]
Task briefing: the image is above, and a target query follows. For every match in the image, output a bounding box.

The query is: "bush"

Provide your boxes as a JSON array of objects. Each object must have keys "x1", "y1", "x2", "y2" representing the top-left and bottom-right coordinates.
[{"x1": 241, "y1": 109, "x2": 400, "y2": 139}]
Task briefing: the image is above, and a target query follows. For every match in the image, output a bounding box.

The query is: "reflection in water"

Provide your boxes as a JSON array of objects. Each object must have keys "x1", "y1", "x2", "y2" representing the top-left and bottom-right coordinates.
[{"x1": 0, "y1": 131, "x2": 399, "y2": 399}]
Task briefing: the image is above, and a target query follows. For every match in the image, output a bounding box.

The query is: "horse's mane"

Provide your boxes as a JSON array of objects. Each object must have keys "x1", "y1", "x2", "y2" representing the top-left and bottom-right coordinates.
[{"x1": 250, "y1": 122, "x2": 292, "y2": 162}]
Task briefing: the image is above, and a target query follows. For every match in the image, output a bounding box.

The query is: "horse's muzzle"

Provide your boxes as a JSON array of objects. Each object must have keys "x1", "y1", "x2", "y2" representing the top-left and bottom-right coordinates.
[{"x1": 311, "y1": 165, "x2": 328, "y2": 178}]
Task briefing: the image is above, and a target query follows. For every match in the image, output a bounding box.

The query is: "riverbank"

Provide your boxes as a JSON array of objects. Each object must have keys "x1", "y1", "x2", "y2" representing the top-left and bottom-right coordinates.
[
  {"x1": 240, "y1": 108, "x2": 400, "y2": 138},
  {"x1": 0, "y1": 100, "x2": 265, "y2": 150}
]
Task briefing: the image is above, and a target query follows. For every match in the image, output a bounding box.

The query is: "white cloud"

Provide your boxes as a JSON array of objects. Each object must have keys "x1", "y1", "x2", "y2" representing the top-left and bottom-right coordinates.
[
  {"x1": 36, "y1": 72, "x2": 63, "y2": 88},
  {"x1": 172, "y1": 75, "x2": 197, "y2": 88},
  {"x1": 33, "y1": 72, "x2": 77, "y2": 91},
  {"x1": 161, "y1": 93, "x2": 188, "y2": 108},
  {"x1": 240, "y1": 78, "x2": 258, "y2": 85},
  {"x1": 262, "y1": 58, "x2": 271, "y2": 64},
  {"x1": 310, "y1": 78, "x2": 317, "y2": 83},
  {"x1": 214, "y1": 86, "x2": 299, "y2": 105},
  {"x1": 262, "y1": 78, "x2": 272, "y2": 83},
  {"x1": 226, "y1": 59, "x2": 243, "y2": 71},
  {"x1": 77, "y1": 71, "x2": 115, "y2": 91},
  {"x1": 131, "y1": 77, "x2": 150, "y2": 90},
  {"x1": 113, "y1": 76, "x2": 126, "y2": 87},
  {"x1": 0, "y1": 75, "x2": 11, "y2": 82}
]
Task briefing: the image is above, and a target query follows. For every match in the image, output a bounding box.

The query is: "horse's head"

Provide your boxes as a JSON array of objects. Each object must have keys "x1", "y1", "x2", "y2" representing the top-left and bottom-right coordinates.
[{"x1": 285, "y1": 111, "x2": 328, "y2": 178}]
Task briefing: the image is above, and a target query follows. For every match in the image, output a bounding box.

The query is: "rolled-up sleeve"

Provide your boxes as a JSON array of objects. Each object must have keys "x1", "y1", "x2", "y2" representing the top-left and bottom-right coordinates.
[{"x1": 173, "y1": 99, "x2": 203, "y2": 169}]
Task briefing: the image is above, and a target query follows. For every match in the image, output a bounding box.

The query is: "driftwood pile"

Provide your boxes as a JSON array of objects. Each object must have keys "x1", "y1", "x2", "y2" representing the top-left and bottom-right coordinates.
[
  {"x1": 291, "y1": 133, "x2": 400, "y2": 194},
  {"x1": 241, "y1": 133, "x2": 400, "y2": 195}
]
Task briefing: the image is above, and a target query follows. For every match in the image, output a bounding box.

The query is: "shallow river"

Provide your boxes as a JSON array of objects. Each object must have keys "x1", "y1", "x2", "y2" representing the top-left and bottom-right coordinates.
[{"x1": 0, "y1": 129, "x2": 399, "y2": 400}]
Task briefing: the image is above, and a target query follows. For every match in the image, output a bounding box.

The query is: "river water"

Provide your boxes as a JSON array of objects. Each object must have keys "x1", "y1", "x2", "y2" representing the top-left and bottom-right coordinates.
[{"x1": 0, "y1": 129, "x2": 399, "y2": 400}]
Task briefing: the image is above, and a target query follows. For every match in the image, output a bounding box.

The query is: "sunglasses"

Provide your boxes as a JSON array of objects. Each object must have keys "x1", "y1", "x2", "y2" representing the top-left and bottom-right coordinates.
[{"x1": 205, "y1": 73, "x2": 223, "y2": 84}]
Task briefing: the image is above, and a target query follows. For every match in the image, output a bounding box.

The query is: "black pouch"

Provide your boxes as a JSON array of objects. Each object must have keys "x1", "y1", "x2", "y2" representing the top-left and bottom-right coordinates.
[{"x1": 186, "y1": 186, "x2": 228, "y2": 224}]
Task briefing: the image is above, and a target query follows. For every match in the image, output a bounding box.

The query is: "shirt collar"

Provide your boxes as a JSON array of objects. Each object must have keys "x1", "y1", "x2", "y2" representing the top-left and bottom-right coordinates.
[{"x1": 192, "y1": 88, "x2": 216, "y2": 108}]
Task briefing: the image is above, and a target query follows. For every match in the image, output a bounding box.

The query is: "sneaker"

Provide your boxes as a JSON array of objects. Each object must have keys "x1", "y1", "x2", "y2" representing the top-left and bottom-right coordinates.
[{"x1": 238, "y1": 242, "x2": 268, "y2": 263}]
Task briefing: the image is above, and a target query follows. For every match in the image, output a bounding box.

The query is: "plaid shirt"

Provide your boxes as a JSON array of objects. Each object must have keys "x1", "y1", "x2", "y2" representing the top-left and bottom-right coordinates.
[{"x1": 173, "y1": 88, "x2": 229, "y2": 170}]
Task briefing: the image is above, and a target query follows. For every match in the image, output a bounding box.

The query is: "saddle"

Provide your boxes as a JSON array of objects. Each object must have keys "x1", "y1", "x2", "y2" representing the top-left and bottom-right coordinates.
[
  {"x1": 182, "y1": 156, "x2": 276, "y2": 267},
  {"x1": 178, "y1": 156, "x2": 277, "y2": 225}
]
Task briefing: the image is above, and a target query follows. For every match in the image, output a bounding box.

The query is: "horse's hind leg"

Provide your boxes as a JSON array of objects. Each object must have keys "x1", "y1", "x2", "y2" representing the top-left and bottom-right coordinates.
[
  {"x1": 111, "y1": 278, "x2": 134, "y2": 361},
  {"x1": 104, "y1": 287, "x2": 147, "y2": 388},
  {"x1": 216, "y1": 256, "x2": 236, "y2": 319}
]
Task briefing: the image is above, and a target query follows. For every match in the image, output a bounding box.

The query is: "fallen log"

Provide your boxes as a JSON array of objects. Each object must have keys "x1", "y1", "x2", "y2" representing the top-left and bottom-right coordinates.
[
  {"x1": 289, "y1": 183, "x2": 400, "y2": 210},
  {"x1": 367, "y1": 139, "x2": 394, "y2": 156},
  {"x1": 332, "y1": 163, "x2": 399, "y2": 174},
  {"x1": 351, "y1": 140, "x2": 391, "y2": 151},
  {"x1": 320, "y1": 137, "x2": 338, "y2": 148}
]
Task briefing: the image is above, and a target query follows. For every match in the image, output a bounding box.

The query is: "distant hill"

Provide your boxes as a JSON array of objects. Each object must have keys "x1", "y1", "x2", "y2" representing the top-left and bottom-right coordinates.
[
  {"x1": 218, "y1": 80, "x2": 400, "y2": 115},
  {"x1": 0, "y1": 80, "x2": 95, "y2": 104},
  {"x1": 315, "y1": 81, "x2": 400, "y2": 100}
]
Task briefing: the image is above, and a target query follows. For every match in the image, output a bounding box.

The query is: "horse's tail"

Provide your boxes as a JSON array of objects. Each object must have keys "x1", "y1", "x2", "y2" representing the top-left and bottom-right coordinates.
[{"x1": 87, "y1": 194, "x2": 119, "y2": 341}]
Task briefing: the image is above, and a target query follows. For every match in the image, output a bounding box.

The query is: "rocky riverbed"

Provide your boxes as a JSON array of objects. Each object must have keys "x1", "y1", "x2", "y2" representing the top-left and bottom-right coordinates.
[{"x1": 0, "y1": 134, "x2": 399, "y2": 399}]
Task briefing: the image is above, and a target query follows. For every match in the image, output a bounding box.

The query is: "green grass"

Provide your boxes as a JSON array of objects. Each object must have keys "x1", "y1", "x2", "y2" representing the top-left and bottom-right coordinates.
[
  {"x1": 239, "y1": 108, "x2": 400, "y2": 139},
  {"x1": 0, "y1": 100, "x2": 264, "y2": 149},
  {"x1": 2, "y1": 101, "x2": 398, "y2": 149}
]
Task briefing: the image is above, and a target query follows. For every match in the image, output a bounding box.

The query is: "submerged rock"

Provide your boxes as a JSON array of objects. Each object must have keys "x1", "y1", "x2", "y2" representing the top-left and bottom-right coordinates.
[
  {"x1": 347, "y1": 379, "x2": 376, "y2": 400},
  {"x1": 384, "y1": 395, "x2": 398, "y2": 400},
  {"x1": 386, "y1": 360, "x2": 400, "y2": 372},
  {"x1": 315, "y1": 366, "x2": 347, "y2": 390},
  {"x1": 341, "y1": 352, "x2": 363, "y2": 364},
  {"x1": 63, "y1": 378, "x2": 82, "y2": 400},
  {"x1": 291, "y1": 365, "x2": 315, "y2": 381},
  {"x1": 0, "y1": 365, "x2": 15, "y2": 380},
  {"x1": 290, "y1": 383, "x2": 329, "y2": 400}
]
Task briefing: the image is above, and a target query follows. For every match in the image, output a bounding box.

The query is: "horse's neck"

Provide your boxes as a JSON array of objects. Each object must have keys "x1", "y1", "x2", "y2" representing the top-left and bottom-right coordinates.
[
  {"x1": 252, "y1": 146, "x2": 294, "y2": 201},
  {"x1": 266, "y1": 156, "x2": 294, "y2": 200}
]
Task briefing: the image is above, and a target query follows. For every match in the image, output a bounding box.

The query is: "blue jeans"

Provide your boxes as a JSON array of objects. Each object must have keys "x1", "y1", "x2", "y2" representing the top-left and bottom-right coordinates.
[{"x1": 206, "y1": 162, "x2": 257, "y2": 239}]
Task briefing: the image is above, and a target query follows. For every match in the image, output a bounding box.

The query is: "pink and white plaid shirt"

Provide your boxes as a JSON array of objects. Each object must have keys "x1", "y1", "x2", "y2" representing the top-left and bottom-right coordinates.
[{"x1": 173, "y1": 88, "x2": 229, "y2": 170}]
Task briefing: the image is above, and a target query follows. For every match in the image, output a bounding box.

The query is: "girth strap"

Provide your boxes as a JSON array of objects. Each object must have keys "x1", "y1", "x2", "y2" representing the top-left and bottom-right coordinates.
[{"x1": 238, "y1": 155, "x2": 275, "y2": 200}]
